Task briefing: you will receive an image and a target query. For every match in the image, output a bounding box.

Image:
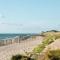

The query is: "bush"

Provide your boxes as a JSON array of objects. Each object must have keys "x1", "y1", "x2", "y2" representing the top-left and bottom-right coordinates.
[
  {"x1": 11, "y1": 54, "x2": 35, "y2": 60},
  {"x1": 46, "y1": 30, "x2": 59, "y2": 32},
  {"x1": 11, "y1": 55, "x2": 22, "y2": 60}
]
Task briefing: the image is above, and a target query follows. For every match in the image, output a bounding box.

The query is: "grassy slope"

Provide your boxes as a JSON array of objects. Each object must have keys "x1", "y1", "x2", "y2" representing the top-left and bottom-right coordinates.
[{"x1": 33, "y1": 31, "x2": 60, "y2": 53}]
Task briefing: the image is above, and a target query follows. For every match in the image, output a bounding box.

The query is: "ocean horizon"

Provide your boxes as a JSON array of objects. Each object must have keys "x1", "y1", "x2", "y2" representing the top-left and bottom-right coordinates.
[
  {"x1": 0, "y1": 34, "x2": 29, "y2": 40},
  {"x1": 0, "y1": 33, "x2": 39, "y2": 40}
]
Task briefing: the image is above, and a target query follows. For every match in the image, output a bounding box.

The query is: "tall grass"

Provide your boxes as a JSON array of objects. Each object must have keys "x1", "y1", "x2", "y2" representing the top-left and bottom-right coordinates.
[
  {"x1": 33, "y1": 35, "x2": 55, "y2": 53},
  {"x1": 46, "y1": 49, "x2": 60, "y2": 60}
]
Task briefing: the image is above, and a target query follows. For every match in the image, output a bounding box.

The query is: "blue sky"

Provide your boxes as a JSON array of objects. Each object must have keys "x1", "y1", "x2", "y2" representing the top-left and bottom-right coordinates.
[{"x1": 0, "y1": 0, "x2": 60, "y2": 33}]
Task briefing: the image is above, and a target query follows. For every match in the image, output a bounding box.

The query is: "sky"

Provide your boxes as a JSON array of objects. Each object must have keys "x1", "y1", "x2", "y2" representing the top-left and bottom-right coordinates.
[{"x1": 0, "y1": 0, "x2": 60, "y2": 33}]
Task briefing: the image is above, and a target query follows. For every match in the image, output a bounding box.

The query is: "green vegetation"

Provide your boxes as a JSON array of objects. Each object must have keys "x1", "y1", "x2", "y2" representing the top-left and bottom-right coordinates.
[
  {"x1": 11, "y1": 54, "x2": 35, "y2": 60},
  {"x1": 46, "y1": 30, "x2": 59, "y2": 32},
  {"x1": 41, "y1": 30, "x2": 60, "y2": 40},
  {"x1": 33, "y1": 35, "x2": 55, "y2": 53},
  {"x1": 11, "y1": 30, "x2": 60, "y2": 60},
  {"x1": 33, "y1": 44, "x2": 45, "y2": 53},
  {"x1": 46, "y1": 49, "x2": 60, "y2": 60},
  {"x1": 33, "y1": 30, "x2": 60, "y2": 60},
  {"x1": 11, "y1": 55, "x2": 22, "y2": 60},
  {"x1": 33, "y1": 30, "x2": 60, "y2": 54},
  {"x1": 42, "y1": 35, "x2": 55, "y2": 45}
]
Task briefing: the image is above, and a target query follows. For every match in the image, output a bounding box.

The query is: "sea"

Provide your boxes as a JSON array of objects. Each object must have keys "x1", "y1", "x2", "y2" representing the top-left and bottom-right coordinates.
[
  {"x1": 0, "y1": 34, "x2": 31, "y2": 40},
  {"x1": 0, "y1": 33, "x2": 40, "y2": 40}
]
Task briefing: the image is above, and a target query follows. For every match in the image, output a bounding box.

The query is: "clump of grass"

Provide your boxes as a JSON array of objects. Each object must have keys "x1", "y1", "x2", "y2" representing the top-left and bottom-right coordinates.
[
  {"x1": 11, "y1": 54, "x2": 22, "y2": 60},
  {"x1": 33, "y1": 35, "x2": 55, "y2": 53},
  {"x1": 11, "y1": 54, "x2": 35, "y2": 60},
  {"x1": 42, "y1": 35, "x2": 55, "y2": 45},
  {"x1": 46, "y1": 49, "x2": 60, "y2": 60},
  {"x1": 33, "y1": 44, "x2": 45, "y2": 53},
  {"x1": 33, "y1": 31, "x2": 60, "y2": 59}
]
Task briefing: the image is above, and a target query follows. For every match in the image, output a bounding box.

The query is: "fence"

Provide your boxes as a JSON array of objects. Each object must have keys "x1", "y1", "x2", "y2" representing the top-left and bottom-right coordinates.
[
  {"x1": 0, "y1": 35, "x2": 39, "y2": 46},
  {"x1": 0, "y1": 36, "x2": 23, "y2": 46}
]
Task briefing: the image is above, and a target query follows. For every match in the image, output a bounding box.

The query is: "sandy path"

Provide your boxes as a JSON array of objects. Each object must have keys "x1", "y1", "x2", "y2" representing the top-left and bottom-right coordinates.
[{"x1": 0, "y1": 36, "x2": 43, "y2": 60}]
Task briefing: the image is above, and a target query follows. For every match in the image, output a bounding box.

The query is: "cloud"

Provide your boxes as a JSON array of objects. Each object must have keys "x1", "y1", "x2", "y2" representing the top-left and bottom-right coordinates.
[{"x1": 1, "y1": 22, "x2": 23, "y2": 26}]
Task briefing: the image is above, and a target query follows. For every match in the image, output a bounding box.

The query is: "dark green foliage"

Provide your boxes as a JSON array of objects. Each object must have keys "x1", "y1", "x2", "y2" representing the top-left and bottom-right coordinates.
[
  {"x1": 11, "y1": 55, "x2": 22, "y2": 60},
  {"x1": 46, "y1": 30, "x2": 59, "y2": 32},
  {"x1": 11, "y1": 54, "x2": 35, "y2": 60}
]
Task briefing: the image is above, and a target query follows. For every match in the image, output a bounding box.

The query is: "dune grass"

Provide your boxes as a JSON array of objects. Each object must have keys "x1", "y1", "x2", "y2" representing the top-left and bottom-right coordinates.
[
  {"x1": 33, "y1": 35, "x2": 55, "y2": 53},
  {"x1": 45, "y1": 49, "x2": 60, "y2": 60},
  {"x1": 33, "y1": 31, "x2": 60, "y2": 54}
]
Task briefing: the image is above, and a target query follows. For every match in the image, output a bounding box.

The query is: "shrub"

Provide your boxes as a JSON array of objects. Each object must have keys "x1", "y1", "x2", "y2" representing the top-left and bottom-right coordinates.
[
  {"x1": 46, "y1": 30, "x2": 59, "y2": 32},
  {"x1": 11, "y1": 55, "x2": 22, "y2": 60},
  {"x1": 47, "y1": 49, "x2": 60, "y2": 60},
  {"x1": 11, "y1": 54, "x2": 35, "y2": 60}
]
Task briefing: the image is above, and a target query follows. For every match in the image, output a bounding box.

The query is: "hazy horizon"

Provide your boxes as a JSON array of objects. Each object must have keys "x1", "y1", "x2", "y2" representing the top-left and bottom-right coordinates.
[{"x1": 0, "y1": 0, "x2": 60, "y2": 33}]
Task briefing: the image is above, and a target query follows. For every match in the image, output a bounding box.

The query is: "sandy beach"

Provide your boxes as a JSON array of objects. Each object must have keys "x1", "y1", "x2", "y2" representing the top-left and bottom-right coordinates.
[{"x1": 0, "y1": 36, "x2": 43, "y2": 60}]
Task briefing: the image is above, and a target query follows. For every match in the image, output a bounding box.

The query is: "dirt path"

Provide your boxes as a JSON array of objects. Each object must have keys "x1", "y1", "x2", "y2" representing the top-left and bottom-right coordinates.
[{"x1": 0, "y1": 36, "x2": 43, "y2": 60}]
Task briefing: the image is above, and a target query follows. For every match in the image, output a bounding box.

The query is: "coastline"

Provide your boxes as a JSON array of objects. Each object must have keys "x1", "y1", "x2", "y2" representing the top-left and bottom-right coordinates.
[{"x1": 0, "y1": 36, "x2": 43, "y2": 60}]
